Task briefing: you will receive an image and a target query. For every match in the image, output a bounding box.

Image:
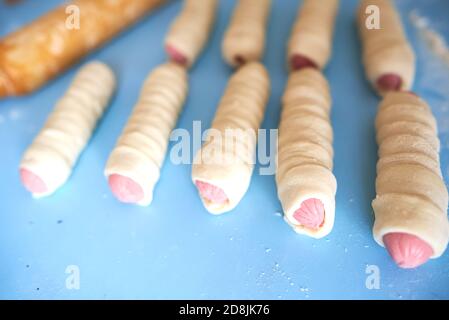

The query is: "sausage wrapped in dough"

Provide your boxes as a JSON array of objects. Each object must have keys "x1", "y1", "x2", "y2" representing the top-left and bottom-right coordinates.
[
  {"x1": 358, "y1": 0, "x2": 415, "y2": 95},
  {"x1": 105, "y1": 63, "x2": 188, "y2": 206},
  {"x1": 165, "y1": 0, "x2": 218, "y2": 68},
  {"x1": 20, "y1": 61, "x2": 116, "y2": 197},
  {"x1": 276, "y1": 68, "x2": 337, "y2": 238},
  {"x1": 192, "y1": 62, "x2": 270, "y2": 214},
  {"x1": 287, "y1": 0, "x2": 339, "y2": 71},
  {"x1": 373, "y1": 91, "x2": 449, "y2": 268},
  {"x1": 222, "y1": 0, "x2": 271, "y2": 67}
]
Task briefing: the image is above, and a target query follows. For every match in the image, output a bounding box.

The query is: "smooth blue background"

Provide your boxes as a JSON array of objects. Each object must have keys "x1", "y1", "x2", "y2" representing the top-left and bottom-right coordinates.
[{"x1": 0, "y1": 0, "x2": 448, "y2": 300}]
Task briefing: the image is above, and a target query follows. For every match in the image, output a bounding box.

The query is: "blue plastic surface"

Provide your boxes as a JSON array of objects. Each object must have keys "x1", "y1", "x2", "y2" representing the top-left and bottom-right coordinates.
[{"x1": 1, "y1": 0, "x2": 449, "y2": 300}]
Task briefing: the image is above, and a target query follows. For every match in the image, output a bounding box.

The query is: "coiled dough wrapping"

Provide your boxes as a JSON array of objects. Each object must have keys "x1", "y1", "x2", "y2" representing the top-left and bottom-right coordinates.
[
  {"x1": 105, "y1": 63, "x2": 188, "y2": 206},
  {"x1": 373, "y1": 92, "x2": 449, "y2": 258},
  {"x1": 222, "y1": 0, "x2": 271, "y2": 67},
  {"x1": 192, "y1": 62, "x2": 270, "y2": 214},
  {"x1": 165, "y1": 0, "x2": 218, "y2": 67},
  {"x1": 20, "y1": 61, "x2": 116, "y2": 197},
  {"x1": 276, "y1": 68, "x2": 337, "y2": 238},
  {"x1": 287, "y1": 0, "x2": 339, "y2": 70},
  {"x1": 358, "y1": 0, "x2": 415, "y2": 95}
]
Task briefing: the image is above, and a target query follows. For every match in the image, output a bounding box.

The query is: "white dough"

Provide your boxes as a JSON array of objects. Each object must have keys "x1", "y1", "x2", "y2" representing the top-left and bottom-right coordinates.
[
  {"x1": 104, "y1": 63, "x2": 188, "y2": 206},
  {"x1": 372, "y1": 91, "x2": 449, "y2": 258},
  {"x1": 20, "y1": 62, "x2": 116, "y2": 197},
  {"x1": 191, "y1": 62, "x2": 270, "y2": 214},
  {"x1": 222, "y1": 0, "x2": 272, "y2": 67},
  {"x1": 358, "y1": 0, "x2": 415, "y2": 95},
  {"x1": 164, "y1": 0, "x2": 218, "y2": 67},
  {"x1": 276, "y1": 68, "x2": 337, "y2": 238},
  {"x1": 287, "y1": 0, "x2": 339, "y2": 69}
]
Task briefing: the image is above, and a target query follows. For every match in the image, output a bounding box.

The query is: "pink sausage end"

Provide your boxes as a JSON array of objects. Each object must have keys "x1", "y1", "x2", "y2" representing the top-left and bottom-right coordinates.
[
  {"x1": 290, "y1": 54, "x2": 318, "y2": 71},
  {"x1": 166, "y1": 44, "x2": 188, "y2": 66},
  {"x1": 234, "y1": 55, "x2": 246, "y2": 66},
  {"x1": 376, "y1": 73, "x2": 402, "y2": 92},
  {"x1": 195, "y1": 180, "x2": 228, "y2": 205},
  {"x1": 383, "y1": 232, "x2": 433, "y2": 269},
  {"x1": 20, "y1": 168, "x2": 48, "y2": 194},
  {"x1": 108, "y1": 174, "x2": 144, "y2": 204},
  {"x1": 293, "y1": 198, "x2": 325, "y2": 230}
]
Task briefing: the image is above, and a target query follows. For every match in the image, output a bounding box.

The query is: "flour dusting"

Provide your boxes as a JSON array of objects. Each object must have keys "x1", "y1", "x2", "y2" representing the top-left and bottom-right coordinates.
[
  {"x1": 410, "y1": 11, "x2": 449, "y2": 67},
  {"x1": 408, "y1": 10, "x2": 449, "y2": 133},
  {"x1": 9, "y1": 109, "x2": 21, "y2": 121},
  {"x1": 408, "y1": 8, "x2": 449, "y2": 184}
]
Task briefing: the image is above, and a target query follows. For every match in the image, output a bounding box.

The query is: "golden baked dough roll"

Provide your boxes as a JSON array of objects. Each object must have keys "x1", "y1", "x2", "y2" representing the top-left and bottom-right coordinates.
[
  {"x1": 20, "y1": 61, "x2": 116, "y2": 197},
  {"x1": 105, "y1": 63, "x2": 188, "y2": 206},
  {"x1": 0, "y1": 0, "x2": 166, "y2": 98},
  {"x1": 287, "y1": 0, "x2": 339, "y2": 71},
  {"x1": 164, "y1": 0, "x2": 218, "y2": 68},
  {"x1": 191, "y1": 62, "x2": 270, "y2": 214},
  {"x1": 222, "y1": 0, "x2": 271, "y2": 67},
  {"x1": 358, "y1": 0, "x2": 415, "y2": 96},
  {"x1": 276, "y1": 68, "x2": 337, "y2": 238},
  {"x1": 373, "y1": 91, "x2": 449, "y2": 268}
]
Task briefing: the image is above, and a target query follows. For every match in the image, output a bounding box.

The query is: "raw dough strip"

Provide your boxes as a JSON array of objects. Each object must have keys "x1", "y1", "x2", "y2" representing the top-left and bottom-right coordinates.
[
  {"x1": 165, "y1": 0, "x2": 218, "y2": 67},
  {"x1": 373, "y1": 91, "x2": 449, "y2": 268},
  {"x1": 222, "y1": 0, "x2": 271, "y2": 67},
  {"x1": 105, "y1": 63, "x2": 188, "y2": 206},
  {"x1": 20, "y1": 61, "x2": 116, "y2": 197},
  {"x1": 0, "y1": 0, "x2": 165, "y2": 97},
  {"x1": 358, "y1": 0, "x2": 415, "y2": 95},
  {"x1": 287, "y1": 0, "x2": 339, "y2": 71},
  {"x1": 276, "y1": 68, "x2": 337, "y2": 239},
  {"x1": 192, "y1": 62, "x2": 270, "y2": 214}
]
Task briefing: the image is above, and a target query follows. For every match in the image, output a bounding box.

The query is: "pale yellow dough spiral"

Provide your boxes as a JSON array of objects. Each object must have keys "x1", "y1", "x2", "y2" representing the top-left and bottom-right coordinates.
[
  {"x1": 20, "y1": 61, "x2": 116, "y2": 197},
  {"x1": 192, "y1": 62, "x2": 270, "y2": 214},
  {"x1": 372, "y1": 92, "x2": 449, "y2": 258},
  {"x1": 287, "y1": 0, "x2": 339, "y2": 70},
  {"x1": 276, "y1": 68, "x2": 337, "y2": 238},
  {"x1": 358, "y1": 0, "x2": 415, "y2": 95},
  {"x1": 222, "y1": 0, "x2": 272, "y2": 67},
  {"x1": 105, "y1": 63, "x2": 188, "y2": 206},
  {"x1": 165, "y1": 0, "x2": 218, "y2": 67}
]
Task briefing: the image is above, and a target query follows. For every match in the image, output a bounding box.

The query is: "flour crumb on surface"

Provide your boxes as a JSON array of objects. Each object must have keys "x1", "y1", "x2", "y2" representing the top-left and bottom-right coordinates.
[
  {"x1": 9, "y1": 109, "x2": 21, "y2": 120},
  {"x1": 410, "y1": 10, "x2": 449, "y2": 67},
  {"x1": 409, "y1": 9, "x2": 449, "y2": 168}
]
